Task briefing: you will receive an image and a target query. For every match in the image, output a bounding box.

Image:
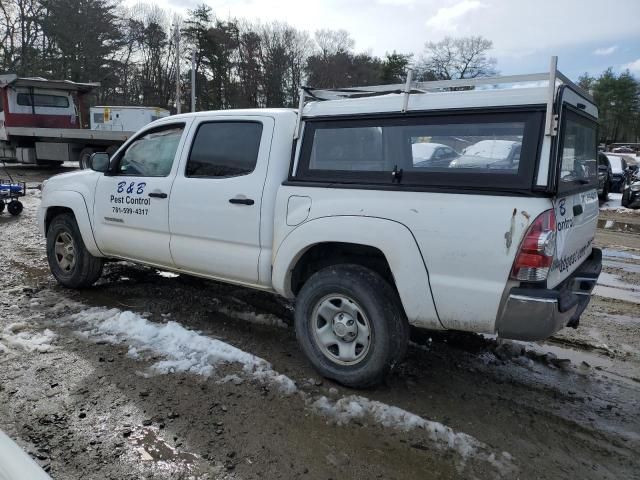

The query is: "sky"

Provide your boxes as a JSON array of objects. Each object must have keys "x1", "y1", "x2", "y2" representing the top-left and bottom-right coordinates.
[{"x1": 135, "y1": 0, "x2": 640, "y2": 81}]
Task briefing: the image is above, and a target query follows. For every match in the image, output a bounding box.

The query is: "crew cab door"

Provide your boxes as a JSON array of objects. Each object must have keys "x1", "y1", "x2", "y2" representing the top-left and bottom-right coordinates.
[
  {"x1": 169, "y1": 116, "x2": 273, "y2": 286},
  {"x1": 548, "y1": 88, "x2": 599, "y2": 288},
  {"x1": 93, "y1": 122, "x2": 188, "y2": 266}
]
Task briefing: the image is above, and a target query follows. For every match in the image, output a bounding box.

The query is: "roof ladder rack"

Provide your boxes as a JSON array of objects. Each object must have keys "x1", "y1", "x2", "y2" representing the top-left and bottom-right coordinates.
[{"x1": 293, "y1": 56, "x2": 590, "y2": 139}]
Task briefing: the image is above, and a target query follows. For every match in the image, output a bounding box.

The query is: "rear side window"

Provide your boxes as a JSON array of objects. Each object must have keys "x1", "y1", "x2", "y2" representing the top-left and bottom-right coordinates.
[
  {"x1": 558, "y1": 109, "x2": 597, "y2": 190},
  {"x1": 186, "y1": 122, "x2": 263, "y2": 178},
  {"x1": 296, "y1": 110, "x2": 543, "y2": 190},
  {"x1": 17, "y1": 93, "x2": 69, "y2": 108}
]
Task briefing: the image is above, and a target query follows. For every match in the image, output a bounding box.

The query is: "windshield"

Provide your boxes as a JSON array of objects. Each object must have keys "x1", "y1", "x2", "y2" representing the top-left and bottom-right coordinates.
[{"x1": 558, "y1": 110, "x2": 597, "y2": 189}]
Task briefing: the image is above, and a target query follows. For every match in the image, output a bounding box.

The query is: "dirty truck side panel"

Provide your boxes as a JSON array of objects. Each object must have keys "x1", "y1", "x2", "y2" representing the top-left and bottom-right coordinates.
[{"x1": 273, "y1": 187, "x2": 552, "y2": 333}]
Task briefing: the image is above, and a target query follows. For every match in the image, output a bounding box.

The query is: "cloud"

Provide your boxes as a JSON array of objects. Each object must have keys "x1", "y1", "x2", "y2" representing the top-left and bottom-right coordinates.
[
  {"x1": 426, "y1": 0, "x2": 485, "y2": 32},
  {"x1": 622, "y1": 58, "x2": 640, "y2": 73},
  {"x1": 376, "y1": 0, "x2": 416, "y2": 5},
  {"x1": 593, "y1": 46, "x2": 618, "y2": 56}
]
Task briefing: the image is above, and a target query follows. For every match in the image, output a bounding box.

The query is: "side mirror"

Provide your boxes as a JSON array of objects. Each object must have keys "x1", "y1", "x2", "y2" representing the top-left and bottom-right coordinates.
[{"x1": 89, "y1": 152, "x2": 110, "y2": 172}]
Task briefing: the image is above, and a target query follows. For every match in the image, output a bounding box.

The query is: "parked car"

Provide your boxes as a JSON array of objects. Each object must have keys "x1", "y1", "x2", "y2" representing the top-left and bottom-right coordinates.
[
  {"x1": 411, "y1": 142, "x2": 458, "y2": 168},
  {"x1": 597, "y1": 152, "x2": 612, "y2": 200},
  {"x1": 612, "y1": 146, "x2": 635, "y2": 154},
  {"x1": 606, "y1": 154, "x2": 629, "y2": 192},
  {"x1": 38, "y1": 62, "x2": 602, "y2": 387},
  {"x1": 449, "y1": 139, "x2": 521, "y2": 170},
  {"x1": 621, "y1": 165, "x2": 640, "y2": 209}
]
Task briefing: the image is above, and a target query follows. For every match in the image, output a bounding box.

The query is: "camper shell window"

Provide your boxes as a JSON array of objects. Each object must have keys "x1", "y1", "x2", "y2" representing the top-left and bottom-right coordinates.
[
  {"x1": 17, "y1": 93, "x2": 70, "y2": 108},
  {"x1": 295, "y1": 108, "x2": 545, "y2": 192}
]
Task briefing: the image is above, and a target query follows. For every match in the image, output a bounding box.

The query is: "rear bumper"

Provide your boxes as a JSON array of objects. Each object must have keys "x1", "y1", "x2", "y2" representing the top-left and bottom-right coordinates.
[{"x1": 496, "y1": 248, "x2": 602, "y2": 341}]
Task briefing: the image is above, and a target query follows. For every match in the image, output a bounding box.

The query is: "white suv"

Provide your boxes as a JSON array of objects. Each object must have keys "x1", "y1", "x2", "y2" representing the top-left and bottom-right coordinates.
[{"x1": 39, "y1": 58, "x2": 602, "y2": 387}]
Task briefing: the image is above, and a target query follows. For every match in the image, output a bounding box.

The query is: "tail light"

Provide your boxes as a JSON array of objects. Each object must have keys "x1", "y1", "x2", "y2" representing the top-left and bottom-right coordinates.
[{"x1": 510, "y1": 209, "x2": 556, "y2": 282}]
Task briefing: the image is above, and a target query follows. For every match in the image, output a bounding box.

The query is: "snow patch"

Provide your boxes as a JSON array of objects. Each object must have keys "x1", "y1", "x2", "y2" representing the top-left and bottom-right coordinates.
[
  {"x1": 309, "y1": 395, "x2": 515, "y2": 473},
  {"x1": 64, "y1": 307, "x2": 297, "y2": 394},
  {"x1": 0, "y1": 323, "x2": 56, "y2": 353},
  {"x1": 156, "y1": 270, "x2": 180, "y2": 278}
]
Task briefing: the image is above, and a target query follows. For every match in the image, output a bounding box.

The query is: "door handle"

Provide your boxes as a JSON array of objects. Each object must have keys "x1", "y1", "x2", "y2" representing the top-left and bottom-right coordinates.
[
  {"x1": 573, "y1": 204, "x2": 583, "y2": 216},
  {"x1": 229, "y1": 197, "x2": 254, "y2": 205},
  {"x1": 148, "y1": 192, "x2": 167, "y2": 199}
]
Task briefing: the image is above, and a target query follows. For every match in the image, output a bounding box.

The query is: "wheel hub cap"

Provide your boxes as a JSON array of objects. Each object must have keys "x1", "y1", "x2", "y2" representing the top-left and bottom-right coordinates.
[
  {"x1": 54, "y1": 232, "x2": 76, "y2": 272},
  {"x1": 311, "y1": 295, "x2": 371, "y2": 366},
  {"x1": 332, "y1": 313, "x2": 357, "y2": 341}
]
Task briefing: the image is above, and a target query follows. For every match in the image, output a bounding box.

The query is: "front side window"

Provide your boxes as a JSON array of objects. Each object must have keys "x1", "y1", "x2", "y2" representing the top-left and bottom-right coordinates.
[
  {"x1": 186, "y1": 122, "x2": 263, "y2": 178},
  {"x1": 297, "y1": 110, "x2": 543, "y2": 190},
  {"x1": 559, "y1": 110, "x2": 597, "y2": 189},
  {"x1": 117, "y1": 125, "x2": 184, "y2": 177},
  {"x1": 17, "y1": 93, "x2": 69, "y2": 108}
]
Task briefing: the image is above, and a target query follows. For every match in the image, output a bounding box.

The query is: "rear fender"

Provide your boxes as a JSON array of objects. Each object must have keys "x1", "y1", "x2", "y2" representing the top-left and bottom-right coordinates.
[
  {"x1": 39, "y1": 190, "x2": 102, "y2": 257},
  {"x1": 272, "y1": 216, "x2": 442, "y2": 330}
]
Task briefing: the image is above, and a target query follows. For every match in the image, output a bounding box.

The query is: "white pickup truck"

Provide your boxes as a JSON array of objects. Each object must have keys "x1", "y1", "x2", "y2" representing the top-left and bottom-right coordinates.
[{"x1": 39, "y1": 59, "x2": 602, "y2": 387}]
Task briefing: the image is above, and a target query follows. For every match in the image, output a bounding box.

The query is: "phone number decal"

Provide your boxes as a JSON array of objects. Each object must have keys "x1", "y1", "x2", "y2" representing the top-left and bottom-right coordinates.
[{"x1": 109, "y1": 181, "x2": 151, "y2": 216}]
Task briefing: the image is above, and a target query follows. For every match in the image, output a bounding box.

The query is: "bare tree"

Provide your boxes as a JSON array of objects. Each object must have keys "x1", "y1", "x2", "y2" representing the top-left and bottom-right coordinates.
[
  {"x1": 314, "y1": 29, "x2": 354, "y2": 58},
  {"x1": 419, "y1": 36, "x2": 496, "y2": 80}
]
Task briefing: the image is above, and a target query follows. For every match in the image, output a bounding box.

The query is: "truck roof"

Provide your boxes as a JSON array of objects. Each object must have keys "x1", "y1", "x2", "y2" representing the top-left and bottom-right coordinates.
[{"x1": 166, "y1": 108, "x2": 296, "y2": 121}]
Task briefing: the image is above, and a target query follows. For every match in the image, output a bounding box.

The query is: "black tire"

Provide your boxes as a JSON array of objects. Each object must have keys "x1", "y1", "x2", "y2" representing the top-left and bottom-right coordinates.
[
  {"x1": 0, "y1": 201, "x2": 5, "y2": 214},
  {"x1": 7, "y1": 200, "x2": 23, "y2": 216},
  {"x1": 599, "y1": 181, "x2": 609, "y2": 201},
  {"x1": 621, "y1": 188, "x2": 630, "y2": 207},
  {"x1": 46, "y1": 213, "x2": 103, "y2": 288},
  {"x1": 294, "y1": 264, "x2": 409, "y2": 388}
]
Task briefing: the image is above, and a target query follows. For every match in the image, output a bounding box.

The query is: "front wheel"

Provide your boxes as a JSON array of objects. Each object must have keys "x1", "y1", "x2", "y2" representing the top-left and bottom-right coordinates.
[
  {"x1": 46, "y1": 213, "x2": 103, "y2": 288},
  {"x1": 294, "y1": 264, "x2": 409, "y2": 388}
]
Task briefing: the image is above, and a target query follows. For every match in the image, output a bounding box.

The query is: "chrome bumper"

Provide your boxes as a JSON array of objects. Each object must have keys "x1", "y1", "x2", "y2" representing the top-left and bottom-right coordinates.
[{"x1": 496, "y1": 248, "x2": 602, "y2": 341}]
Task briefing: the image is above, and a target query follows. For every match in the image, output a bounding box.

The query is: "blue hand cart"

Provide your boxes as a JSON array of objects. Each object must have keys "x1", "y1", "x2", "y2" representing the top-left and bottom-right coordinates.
[{"x1": 0, "y1": 179, "x2": 25, "y2": 216}]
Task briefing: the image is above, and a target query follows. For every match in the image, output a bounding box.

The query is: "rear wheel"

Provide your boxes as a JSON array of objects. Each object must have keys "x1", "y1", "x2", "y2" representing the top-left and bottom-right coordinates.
[
  {"x1": 0, "y1": 201, "x2": 5, "y2": 214},
  {"x1": 46, "y1": 213, "x2": 103, "y2": 288},
  {"x1": 294, "y1": 264, "x2": 409, "y2": 388}
]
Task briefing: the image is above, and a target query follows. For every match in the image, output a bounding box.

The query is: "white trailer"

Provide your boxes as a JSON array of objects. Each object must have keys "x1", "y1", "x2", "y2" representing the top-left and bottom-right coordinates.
[{"x1": 90, "y1": 106, "x2": 170, "y2": 132}]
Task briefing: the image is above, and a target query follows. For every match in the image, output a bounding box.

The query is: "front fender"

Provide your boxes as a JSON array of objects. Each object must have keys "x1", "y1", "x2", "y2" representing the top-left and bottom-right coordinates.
[
  {"x1": 39, "y1": 190, "x2": 103, "y2": 257},
  {"x1": 272, "y1": 216, "x2": 443, "y2": 330}
]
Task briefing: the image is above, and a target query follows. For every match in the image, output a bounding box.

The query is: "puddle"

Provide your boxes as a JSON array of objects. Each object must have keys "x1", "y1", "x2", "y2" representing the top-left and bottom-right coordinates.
[
  {"x1": 598, "y1": 219, "x2": 640, "y2": 235},
  {"x1": 603, "y1": 259, "x2": 640, "y2": 274},
  {"x1": 593, "y1": 285, "x2": 640, "y2": 304},
  {"x1": 529, "y1": 341, "x2": 614, "y2": 370},
  {"x1": 593, "y1": 272, "x2": 640, "y2": 303},
  {"x1": 598, "y1": 272, "x2": 637, "y2": 290},
  {"x1": 602, "y1": 248, "x2": 640, "y2": 261}
]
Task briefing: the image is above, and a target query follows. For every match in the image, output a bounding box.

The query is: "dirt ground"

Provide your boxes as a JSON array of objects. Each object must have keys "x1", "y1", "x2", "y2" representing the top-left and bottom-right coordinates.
[{"x1": 1, "y1": 164, "x2": 639, "y2": 480}]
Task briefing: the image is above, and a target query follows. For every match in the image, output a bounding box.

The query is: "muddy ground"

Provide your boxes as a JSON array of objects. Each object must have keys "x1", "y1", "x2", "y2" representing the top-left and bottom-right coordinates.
[{"x1": 1, "y1": 164, "x2": 639, "y2": 480}]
